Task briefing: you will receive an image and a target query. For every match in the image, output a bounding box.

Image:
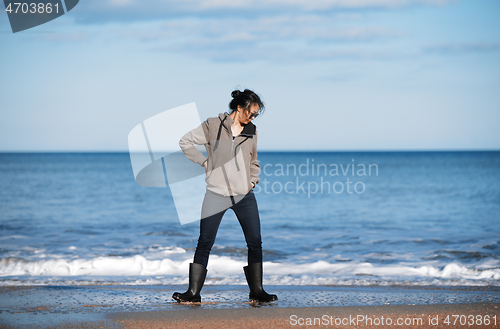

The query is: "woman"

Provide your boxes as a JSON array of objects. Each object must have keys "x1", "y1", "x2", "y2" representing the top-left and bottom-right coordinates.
[{"x1": 172, "y1": 89, "x2": 278, "y2": 303}]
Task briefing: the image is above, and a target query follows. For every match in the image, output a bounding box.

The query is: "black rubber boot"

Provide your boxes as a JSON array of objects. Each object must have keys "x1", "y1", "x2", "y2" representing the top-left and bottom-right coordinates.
[
  {"x1": 172, "y1": 263, "x2": 207, "y2": 303},
  {"x1": 243, "y1": 262, "x2": 278, "y2": 303}
]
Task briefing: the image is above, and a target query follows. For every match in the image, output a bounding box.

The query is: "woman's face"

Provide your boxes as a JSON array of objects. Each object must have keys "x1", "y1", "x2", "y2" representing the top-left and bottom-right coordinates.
[{"x1": 238, "y1": 103, "x2": 260, "y2": 124}]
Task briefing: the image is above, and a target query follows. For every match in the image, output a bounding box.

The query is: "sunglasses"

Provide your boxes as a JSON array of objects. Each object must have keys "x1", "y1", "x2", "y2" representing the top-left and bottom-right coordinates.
[{"x1": 247, "y1": 110, "x2": 259, "y2": 119}]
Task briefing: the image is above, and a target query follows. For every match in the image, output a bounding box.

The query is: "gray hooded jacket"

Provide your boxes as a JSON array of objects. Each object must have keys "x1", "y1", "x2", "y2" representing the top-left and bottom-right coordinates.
[{"x1": 179, "y1": 112, "x2": 260, "y2": 196}]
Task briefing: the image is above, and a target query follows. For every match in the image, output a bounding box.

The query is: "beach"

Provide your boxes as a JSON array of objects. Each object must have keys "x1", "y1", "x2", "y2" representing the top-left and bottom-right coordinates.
[
  {"x1": 1, "y1": 285, "x2": 499, "y2": 328},
  {"x1": 109, "y1": 303, "x2": 500, "y2": 329}
]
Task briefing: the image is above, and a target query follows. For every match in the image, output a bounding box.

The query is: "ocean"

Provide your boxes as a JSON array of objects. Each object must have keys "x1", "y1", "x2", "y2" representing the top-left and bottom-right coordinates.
[{"x1": 0, "y1": 152, "x2": 499, "y2": 286}]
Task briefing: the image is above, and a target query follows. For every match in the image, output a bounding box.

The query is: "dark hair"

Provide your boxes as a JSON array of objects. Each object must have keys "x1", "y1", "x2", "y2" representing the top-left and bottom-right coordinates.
[{"x1": 228, "y1": 89, "x2": 265, "y2": 117}]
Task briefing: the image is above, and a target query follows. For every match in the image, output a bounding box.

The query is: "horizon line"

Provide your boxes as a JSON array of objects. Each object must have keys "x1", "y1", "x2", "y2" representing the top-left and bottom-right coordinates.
[{"x1": 1, "y1": 149, "x2": 499, "y2": 153}]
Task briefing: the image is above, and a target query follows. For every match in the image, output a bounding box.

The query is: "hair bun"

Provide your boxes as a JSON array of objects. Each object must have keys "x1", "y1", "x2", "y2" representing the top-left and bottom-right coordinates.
[{"x1": 231, "y1": 90, "x2": 241, "y2": 98}]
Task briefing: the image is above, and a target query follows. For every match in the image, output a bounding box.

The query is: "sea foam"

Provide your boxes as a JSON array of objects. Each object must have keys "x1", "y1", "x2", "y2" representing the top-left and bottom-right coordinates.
[{"x1": 1, "y1": 255, "x2": 498, "y2": 286}]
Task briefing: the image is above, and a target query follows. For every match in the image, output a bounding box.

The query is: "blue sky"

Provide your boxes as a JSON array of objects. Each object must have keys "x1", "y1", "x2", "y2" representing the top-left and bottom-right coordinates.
[{"x1": 0, "y1": 0, "x2": 499, "y2": 151}]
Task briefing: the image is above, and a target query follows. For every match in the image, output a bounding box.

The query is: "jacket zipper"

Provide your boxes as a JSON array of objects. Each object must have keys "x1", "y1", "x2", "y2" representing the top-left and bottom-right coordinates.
[{"x1": 225, "y1": 134, "x2": 235, "y2": 196}]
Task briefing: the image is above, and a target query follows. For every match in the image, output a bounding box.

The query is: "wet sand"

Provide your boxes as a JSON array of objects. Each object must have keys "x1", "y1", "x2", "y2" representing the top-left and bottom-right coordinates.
[
  {"x1": 110, "y1": 303, "x2": 500, "y2": 329},
  {"x1": 0, "y1": 285, "x2": 499, "y2": 328}
]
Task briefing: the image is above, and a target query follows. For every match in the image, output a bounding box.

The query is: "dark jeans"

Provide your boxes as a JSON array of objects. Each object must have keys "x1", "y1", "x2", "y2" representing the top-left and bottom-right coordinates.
[{"x1": 193, "y1": 190, "x2": 262, "y2": 268}]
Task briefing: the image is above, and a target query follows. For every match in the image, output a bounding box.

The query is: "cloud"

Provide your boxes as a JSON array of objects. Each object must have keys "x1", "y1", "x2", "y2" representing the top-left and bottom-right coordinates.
[
  {"x1": 108, "y1": 0, "x2": 137, "y2": 5},
  {"x1": 54, "y1": 1, "x2": 463, "y2": 63},
  {"x1": 71, "y1": 0, "x2": 454, "y2": 23},
  {"x1": 116, "y1": 15, "x2": 404, "y2": 62},
  {"x1": 155, "y1": 15, "x2": 399, "y2": 43},
  {"x1": 424, "y1": 42, "x2": 500, "y2": 54},
  {"x1": 56, "y1": 0, "x2": 450, "y2": 64},
  {"x1": 263, "y1": 0, "x2": 453, "y2": 10},
  {"x1": 151, "y1": 41, "x2": 409, "y2": 63},
  {"x1": 42, "y1": 32, "x2": 89, "y2": 42}
]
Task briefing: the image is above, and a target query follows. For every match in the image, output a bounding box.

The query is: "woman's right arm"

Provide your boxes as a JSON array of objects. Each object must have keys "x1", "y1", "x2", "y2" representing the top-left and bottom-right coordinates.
[{"x1": 179, "y1": 121, "x2": 209, "y2": 167}]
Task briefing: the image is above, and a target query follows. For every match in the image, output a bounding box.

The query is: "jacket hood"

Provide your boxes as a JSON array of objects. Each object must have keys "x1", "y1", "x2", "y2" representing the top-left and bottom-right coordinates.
[{"x1": 218, "y1": 112, "x2": 256, "y2": 136}]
